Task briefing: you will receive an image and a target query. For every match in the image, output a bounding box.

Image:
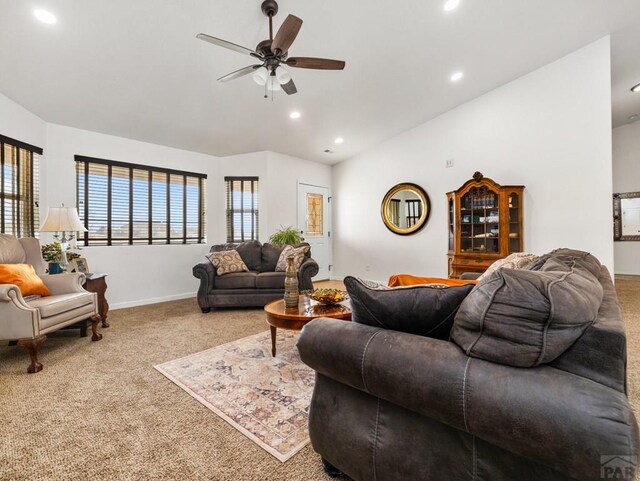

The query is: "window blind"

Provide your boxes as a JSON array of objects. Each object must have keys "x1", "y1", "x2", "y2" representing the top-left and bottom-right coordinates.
[
  {"x1": 225, "y1": 177, "x2": 259, "y2": 243},
  {"x1": 0, "y1": 135, "x2": 42, "y2": 238},
  {"x1": 75, "y1": 156, "x2": 206, "y2": 246}
]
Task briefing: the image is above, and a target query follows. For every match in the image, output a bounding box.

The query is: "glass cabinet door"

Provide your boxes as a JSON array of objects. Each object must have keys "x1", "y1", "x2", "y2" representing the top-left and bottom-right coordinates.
[
  {"x1": 460, "y1": 188, "x2": 499, "y2": 253},
  {"x1": 448, "y1": 198, "x2": 454, "y2": 251},
  {"x1": 508, "y1": 193, "x2": 521, "y2": 253}
]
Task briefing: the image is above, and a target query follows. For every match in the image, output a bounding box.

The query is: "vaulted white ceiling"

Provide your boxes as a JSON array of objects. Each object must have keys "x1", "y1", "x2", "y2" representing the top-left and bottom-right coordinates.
[{"x1": 0, "y1": 0, "x2": 639, "y2": 164}]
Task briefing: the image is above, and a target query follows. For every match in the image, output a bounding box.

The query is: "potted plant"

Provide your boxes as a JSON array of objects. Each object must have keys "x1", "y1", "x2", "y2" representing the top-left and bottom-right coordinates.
[
  {"x1": 269, "y1": 226, "x2": 304, "y2": 245},
  {"x1": 41, "y1": 242, "x2": 64, "y2": 274}
]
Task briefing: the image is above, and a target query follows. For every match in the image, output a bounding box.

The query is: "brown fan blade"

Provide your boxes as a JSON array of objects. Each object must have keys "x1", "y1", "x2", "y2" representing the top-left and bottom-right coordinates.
[
  {"x1": 281, "y1": 79, "x2": 297, "y2": 95},
  {"x1": 286, "y1": 57, "x2": 345, "y2": 70},
  {"x1": 196, "y1": 33, "x2": 258, "y2": 56},
  {"x1": 271, "y1": 15, "x2": 303, "y2": 54},
  {"x1": 217, "y1": 65, "x2": 261, "y2": 82}
]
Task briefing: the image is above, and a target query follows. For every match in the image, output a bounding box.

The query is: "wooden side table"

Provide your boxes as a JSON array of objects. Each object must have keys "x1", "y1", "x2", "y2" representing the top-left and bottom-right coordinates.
[
  {"x1": 84, "y1": 273, "x2": 109, "y2": 328},
  {"x1": 264, "y1": 296, "x2": 351, "y2": 357}
]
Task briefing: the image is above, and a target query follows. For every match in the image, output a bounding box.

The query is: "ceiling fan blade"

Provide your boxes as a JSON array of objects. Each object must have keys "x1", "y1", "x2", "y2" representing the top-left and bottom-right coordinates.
[
  {"x1": 217, "y1": 65, "x2": 261, "y2": 82},
  {"x1": 286, "y1": 57, "x2": 346, "y2": 70},
  {"x1": 196, "y1": 33, "x2": 257, "y2": 56},
  {"x1": 271, "y1": 15, "x2": 303, "y2": 54},
  {"x1": 281, "y1": 79, "x2": 297, "y2": 95}
]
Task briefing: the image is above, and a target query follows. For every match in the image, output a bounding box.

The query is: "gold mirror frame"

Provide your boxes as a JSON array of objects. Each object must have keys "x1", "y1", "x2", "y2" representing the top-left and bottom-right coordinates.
[{"x1": 381, "y1": 183, "x2": 431, "y2": 235}]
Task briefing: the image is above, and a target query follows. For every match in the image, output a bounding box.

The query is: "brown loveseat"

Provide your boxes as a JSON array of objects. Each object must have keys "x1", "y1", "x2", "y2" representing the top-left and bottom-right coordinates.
[{"x1": 193, "y1": 240, "x2": 319, "y2": 311}]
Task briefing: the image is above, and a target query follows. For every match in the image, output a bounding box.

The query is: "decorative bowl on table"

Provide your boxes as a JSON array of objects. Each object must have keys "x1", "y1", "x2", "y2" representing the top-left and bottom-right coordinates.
[{"x1": 304, "y1": 288, "x2": 349, "y2": 306}]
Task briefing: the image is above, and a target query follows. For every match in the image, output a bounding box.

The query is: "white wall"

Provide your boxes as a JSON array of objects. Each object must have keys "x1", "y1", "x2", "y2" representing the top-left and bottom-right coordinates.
[
  {"x1": 332, "y1": 37, "x2": 614, "y2": 282},
  {"x1": 40, "y1": 125, "x2": 331, "y2": 308},
  {"x1": 613, "y1": 121, "x2": 640, "y2": 275},
  {"x1": 0, "y1": 93, "x2": 46, "y2": 149},
  {"x1": 43, "y1": 123, "x2": 218, "y2": 308}
]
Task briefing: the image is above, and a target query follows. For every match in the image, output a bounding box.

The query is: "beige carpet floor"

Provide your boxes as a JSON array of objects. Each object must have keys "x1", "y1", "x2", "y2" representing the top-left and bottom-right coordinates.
[{"x1": 0, "y1": 277, "x2": 639, "y2": 480}]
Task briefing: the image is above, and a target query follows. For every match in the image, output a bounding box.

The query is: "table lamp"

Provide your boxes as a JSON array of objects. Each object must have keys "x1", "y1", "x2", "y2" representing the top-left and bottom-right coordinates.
[{"x1": 40, "y1": 205, "x2": 87, "y2": 270}]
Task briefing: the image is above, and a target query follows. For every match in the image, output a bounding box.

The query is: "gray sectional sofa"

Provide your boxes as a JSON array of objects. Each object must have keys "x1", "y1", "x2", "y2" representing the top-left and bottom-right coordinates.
[
  {"x1": 193, "y1": 240, "x2": 318, "y2": 311},
  {"x1": 298, "y1": 249, "x2": 639, "y2": 481}
]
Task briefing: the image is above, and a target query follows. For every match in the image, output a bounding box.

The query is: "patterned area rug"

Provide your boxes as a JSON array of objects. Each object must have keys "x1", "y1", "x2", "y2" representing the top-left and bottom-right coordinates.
[{"x1": 154, "y1": 330, "x2": 314, "y2": 462}]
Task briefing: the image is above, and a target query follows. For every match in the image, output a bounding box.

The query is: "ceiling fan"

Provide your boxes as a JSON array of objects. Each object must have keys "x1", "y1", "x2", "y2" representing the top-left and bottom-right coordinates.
[{"x1": 196, "y1": 0, "x2": 346, "y2": 96}]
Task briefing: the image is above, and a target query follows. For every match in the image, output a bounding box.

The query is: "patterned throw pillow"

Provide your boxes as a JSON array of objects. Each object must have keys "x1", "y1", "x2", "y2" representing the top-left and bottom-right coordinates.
[
  {"x1": 477, "y1": 252, "x2": 539, "y2": 281},
  {"x1": 275, "y1": 245, "x2": 310, "y2": 272},
  {"x1": 206, "y1": 250, "x2": 249, "y2": 276}
]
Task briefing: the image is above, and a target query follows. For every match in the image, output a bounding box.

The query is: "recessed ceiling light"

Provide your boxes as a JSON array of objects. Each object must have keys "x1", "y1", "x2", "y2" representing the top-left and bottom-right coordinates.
[
  {"x1": 33, "y1": 9, "x2": 57, "y2": 24},
  {"x1": 443, "y1": 0, "x2": 460, "y2": 11},
  {"x1": 450, "y1": 71, "x2": 464, "y2": 82},
  {"x1": 289, "y1": 111, "x2": 301, "y2": 119},
  {"x1": 629, "y1": 114, "x2": 640, "y2": 122},
  {"x1": 632, "y1": 83, "x2": 640, "y2": 93},
  {"x1": 334, "y1": 137, "x2": 344, "y2": 144}
]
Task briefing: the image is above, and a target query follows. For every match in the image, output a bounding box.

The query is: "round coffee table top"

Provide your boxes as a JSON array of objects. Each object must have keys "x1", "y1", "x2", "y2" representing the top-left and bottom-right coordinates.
[{"x1": 265, "y1": 295, "x2": 351, "y2": 331}]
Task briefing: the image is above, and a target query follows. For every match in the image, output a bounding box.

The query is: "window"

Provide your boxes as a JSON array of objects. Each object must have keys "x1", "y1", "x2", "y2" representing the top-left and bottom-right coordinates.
[
  {"x1": 0, "y1": 135, "x2": 41, "y2": 237},
  {"x1": 75, "y1": 156, "x2": 206, "y2": 246},
  {"x1": 225, "y1": 177, "x2": 259, "y2": 243}
]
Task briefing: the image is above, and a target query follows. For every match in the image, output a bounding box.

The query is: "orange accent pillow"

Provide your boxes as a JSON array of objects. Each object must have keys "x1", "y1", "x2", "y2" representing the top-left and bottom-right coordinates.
[
  {"x1": 0, "y1": 264, "x2": 51, "y2": 297},
  {"x1": 388, "y1": 274, "x2": 478, "y2": 288}
]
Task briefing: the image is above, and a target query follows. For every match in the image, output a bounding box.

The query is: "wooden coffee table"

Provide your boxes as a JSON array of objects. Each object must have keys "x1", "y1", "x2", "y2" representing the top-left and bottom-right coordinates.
[{"x1": 264, "y1": 295, "x2": 351, "y2": 357}]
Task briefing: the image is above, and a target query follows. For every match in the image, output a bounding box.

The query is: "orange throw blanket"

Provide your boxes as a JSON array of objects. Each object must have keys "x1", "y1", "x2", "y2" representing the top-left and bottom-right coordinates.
[{"x1": 388, "y1": 274, "x2": 478, "y2": 287}]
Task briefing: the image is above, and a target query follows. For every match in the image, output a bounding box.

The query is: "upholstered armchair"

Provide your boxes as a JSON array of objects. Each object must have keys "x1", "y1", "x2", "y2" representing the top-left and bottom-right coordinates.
[{"x1": 0, "y1": 234, "x2": 102, "y2": 373}]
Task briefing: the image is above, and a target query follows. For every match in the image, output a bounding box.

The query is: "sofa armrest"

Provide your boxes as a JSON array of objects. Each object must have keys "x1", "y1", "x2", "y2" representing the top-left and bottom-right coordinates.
[
  {"x1": 40, "y1": 273, "x2": 86, "y2": 295},
  {"x1": 298, "y1": 319, "x2": 639, "y2": 481},
  {"x1": 193, "y1": 261, "x2": 215, "y2": 309},
  {"x1": 0, "y1": 284, "x2": 39, "y2": 340},
  {"x1": 298, "y1": 257, "x2": 319, "y2": 291}
]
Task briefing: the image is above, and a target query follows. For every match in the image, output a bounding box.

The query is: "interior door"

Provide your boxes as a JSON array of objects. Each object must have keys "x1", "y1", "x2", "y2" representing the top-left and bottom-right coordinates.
[{"x1": 297, "y1": 183, "x2": 330, "y2": 280}]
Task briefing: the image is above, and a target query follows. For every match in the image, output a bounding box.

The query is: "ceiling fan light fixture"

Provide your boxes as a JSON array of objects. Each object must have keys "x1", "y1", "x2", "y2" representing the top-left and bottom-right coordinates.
[
  {"x1": 267, "y1": 75, "x2": 281, "y2": 91},
  {"x1": 276, "y1": 66, "x2": 291, "y2": 84},
  {"x1": 253, "y1": 67, "x2": 269, "y2": 86}
]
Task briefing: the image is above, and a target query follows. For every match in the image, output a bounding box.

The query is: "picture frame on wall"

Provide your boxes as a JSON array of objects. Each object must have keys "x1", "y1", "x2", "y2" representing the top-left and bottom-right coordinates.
[
  {"x1": 613, "y1": 192, "x2": 640, "y2": 241},
  {"x1": 71, "y1": 257, "x2": 91, "y2": 275}
]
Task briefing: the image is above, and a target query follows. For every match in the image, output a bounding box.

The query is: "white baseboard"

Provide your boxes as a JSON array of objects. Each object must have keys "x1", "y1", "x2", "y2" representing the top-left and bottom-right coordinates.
[{"x1": 110, "y1": 292, "x2": 196, "y2": 310}]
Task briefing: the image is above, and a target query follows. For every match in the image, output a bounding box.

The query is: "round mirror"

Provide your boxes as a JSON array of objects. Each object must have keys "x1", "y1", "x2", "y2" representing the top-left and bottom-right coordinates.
[{"x1": 381, "y1": 183, "x2": 431, "y2": 235}]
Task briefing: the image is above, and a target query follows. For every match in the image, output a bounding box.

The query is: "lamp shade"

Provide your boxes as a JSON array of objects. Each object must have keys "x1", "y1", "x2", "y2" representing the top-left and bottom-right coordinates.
[
  {"x1": 252, "y1": 67, "x2": 269, "y2": 86},
  {"x1": 40, "y1": 207, "x2": 87, "y2": 232},
  {"x1": 276, "y1": 66, "x2": 291, "y2": 84}
]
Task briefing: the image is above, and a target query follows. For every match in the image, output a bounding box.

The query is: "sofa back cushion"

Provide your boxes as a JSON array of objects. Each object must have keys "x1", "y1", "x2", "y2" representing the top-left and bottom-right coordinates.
[
  {"x1": 0, "y1": 234, "x2": 26, "y2": 264},
  {"x1": 261, "y1": 243, "x2": 284, "y2": 272},
  {"x1": 344, "y1": 276, "x2": 473, "y2": 340},
  {"x1": 233, "y1": 240, "x2": 262, "y2": 271},
  {"x1": 452, "y1": 255, "x2": 604, "y2": 367}
]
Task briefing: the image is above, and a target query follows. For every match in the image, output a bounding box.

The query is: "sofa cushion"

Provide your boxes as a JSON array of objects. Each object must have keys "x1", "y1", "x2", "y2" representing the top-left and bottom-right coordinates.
[
  {"x1": 477, "y1": 252, "x2": 538, "y2": 281},
  {"x1": 261, "y1": 243, "x2": 284, "y2": 272},
  {"x1": 214, "y1": 272, "x2": 257, "y2": 289},
  {"x1": 344, "y1": 276, "x2": 474, "y2": 340},
  {"x1": 27, "y1": 292, "x2": 93, "y2": 318},
  {"x1": 275, "y1": 245, "x2": 310, "y2": 271},
  {"x1": 206, "y1": 250, "x2": 249, "y2": 276},
  {"x1": 0, "y1": 234, "x2": 26, "y2": 264},
  {"x1": 235, "y1": 240, "x2": 262, "y2": 272},
  {"x1": 256, "y1": 272, "x2": 286, "y2": 289},
  {"x1": 451, "y1": 256, "x2": 604, "y2": 367},
  {"x1": 0, "y1": 264, "x2": 51, "y2": 297}
]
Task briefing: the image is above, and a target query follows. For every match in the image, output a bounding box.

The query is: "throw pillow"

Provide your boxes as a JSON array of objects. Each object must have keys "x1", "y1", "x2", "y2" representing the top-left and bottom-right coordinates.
[
  {"x1": 206, "y1": 250, "x2": 249, "y2": 276},
  {"x1": 344, "y1": 276, "x2": 474, "y2": 340},
  {"x1": 0, "y1": 264, "x2": 51, "y2": 297},
  {"x1": 451, "y1": 257, "x2": 603, "y2": 368},
  {"x1": 477, "y1": 252, "x2": 539, "y2": 281},
  {"x1": 275, "y1": 245, "x2": 309, "y2": 272}
]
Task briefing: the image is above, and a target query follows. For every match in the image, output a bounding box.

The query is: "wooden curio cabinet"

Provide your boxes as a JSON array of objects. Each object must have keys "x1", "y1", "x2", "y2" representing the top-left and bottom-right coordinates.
[{"x1": 447, "y1": 172, "x2": 525, "y2": 278}]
